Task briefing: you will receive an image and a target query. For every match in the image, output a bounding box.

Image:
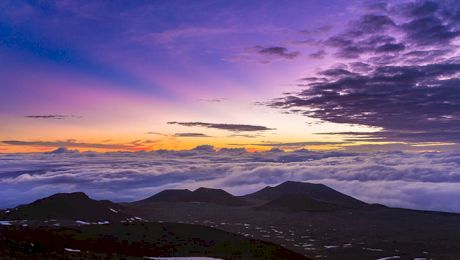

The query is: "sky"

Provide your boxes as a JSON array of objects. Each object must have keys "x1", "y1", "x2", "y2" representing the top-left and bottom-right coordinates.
[
  {"x1": 1, "y1": 1, "x2": 460, "y2": 212},
  {"x1": 2, "y1": 0, "x2": 460, "y2": 152}
]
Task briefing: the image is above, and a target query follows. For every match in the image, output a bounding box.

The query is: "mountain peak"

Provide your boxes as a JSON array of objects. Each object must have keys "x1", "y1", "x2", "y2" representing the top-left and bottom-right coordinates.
[
  {"x1": 139, "y1": 189, "x2": 192, "y2": 203},
  {"x1": 5, "y1": 192, "x2": 128, "y2": 221},
  {"x1": 279, "y1": 180, "x2": 326, "y2": 187},
  {"x1": 50, "y1": 192, "x2": 89, "y2": 199},
  {"x1": 244, "y1": 181, "x2": 366, "y2": 208},
  {"x1": 193, "y1": 187, "x2": 227, "y2": 194},
  {"x1": 137, "y1": 187, "x2": 247, "y2": 206}
]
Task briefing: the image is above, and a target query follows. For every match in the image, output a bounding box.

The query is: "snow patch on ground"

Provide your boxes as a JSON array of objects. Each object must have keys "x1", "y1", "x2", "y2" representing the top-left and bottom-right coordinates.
[
  {"x1": 64, "y1": 248, "x2": 81, "y2": 253},
  {"x1": 144, "y1": 256, "x2": 222, "y2": 260},
  {"x1": 363, "y1": 247, "x2": 384, "y2": 252},
  {"x1": 75, "y1": 220, "x2": 90, "y2": 225},
  {"x1": 375, "y1": 256, "x2": 400, "y2": 260},
  {"x1": 123, "y1": 217, "x2": 144, "y2": 223},
  {"x1": 0, "y1": 220, "x2": 12, "y2": 226},
  {"x1": 75, "y1": 220, "x2": 110, "y2": 225}
]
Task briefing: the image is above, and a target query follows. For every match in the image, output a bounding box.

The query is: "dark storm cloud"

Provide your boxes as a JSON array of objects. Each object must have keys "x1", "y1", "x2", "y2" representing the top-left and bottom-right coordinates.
[
  {"x1": 174, "y1": 133, "x2": 211, "y2": 137},
  {"x1": 24, "y1": 115, "x2": 81, "y2": 119},
  {"x1": 168, "y1": 121, "x2": 274, "y2": 132},
  {"x1": 268, "y1": 0, "x2": 460, "y2": 144},
  {"x1": 254, "y1": 46, "x2": 300, "y2": 59}
]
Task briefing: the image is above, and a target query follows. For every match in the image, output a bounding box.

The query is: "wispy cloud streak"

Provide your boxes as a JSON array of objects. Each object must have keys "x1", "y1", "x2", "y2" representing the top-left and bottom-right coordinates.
[{"x1": 168, "y1": 122, "x2": 275, "y2": 132}]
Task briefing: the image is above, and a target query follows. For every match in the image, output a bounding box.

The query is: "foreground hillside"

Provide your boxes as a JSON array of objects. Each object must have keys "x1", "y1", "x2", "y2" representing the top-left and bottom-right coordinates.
[
  {"x1": 0, "y1": 222, "x2": 305, "y2": 259},
  {"x1": 0, "y1": 190, "x2": 305, "y2": 259}
]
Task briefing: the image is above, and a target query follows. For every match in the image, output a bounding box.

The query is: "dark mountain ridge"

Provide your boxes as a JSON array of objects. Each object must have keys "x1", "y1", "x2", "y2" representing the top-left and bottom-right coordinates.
[
  {"x1": 1, "y1": 192, "x2": 129, "y2": 221},
  {"x1": 138, "y1": 187, "x2": 248, "y2": 206},
  {"x1": 243, "y1": 181, "x2": 367, "y2": 208},
  {"x1": 256, "y1": 193, "x2": 340, "y2": 212}
]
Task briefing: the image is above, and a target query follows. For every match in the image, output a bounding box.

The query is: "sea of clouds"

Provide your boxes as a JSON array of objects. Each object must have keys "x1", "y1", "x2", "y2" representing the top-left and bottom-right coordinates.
[{"x1": 1, "y1": 146, "x2": 460, "y2": 213}]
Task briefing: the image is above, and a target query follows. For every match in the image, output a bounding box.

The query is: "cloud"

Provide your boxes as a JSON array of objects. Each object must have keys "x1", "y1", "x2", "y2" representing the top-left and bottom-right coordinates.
[
  {"x1": 168, "y1": 121, "x2": 274, "y2": 132},
  {"x1": 197, "y1": 98, "x2": 227, "y2": 103},
  {"x1": 24, "y1": 115, "x2": 81, "y2": 119},
  {"x1": 146, "y1": 132, "x2": 169, "y2": 136},
  {"x1": 192, "y1": 144, "x2": 215, "y2": 152},
  {"x1": 229, "y1": 141, "x2": 347, "y2": 149},
  {"x1": 309, "y1": 49, "x2": 326, "y2": 59},
  {"x1": 228, "y1": 134, "x2": 262, "y2": 138},
  {"x1": 2, "y1": 149, "x2": 460, "y2": 213},
  {"x1": 315, "y1": 131, "x2": 460, "y2": 144},
  {"x1": 267, "y1": 0, "x2": 460, "y2": 144},
  {"x1": 2, "y1": 140, "x2": 134, "y2": 150},
  {"x1": 269, "y1": 63, "x2": 460, "y2": 143},
  {"x1": 254, "y1": 46, "x2": 300, "y2": 59},
  {"x1": 300, "y1": 25, "x2": 332, "y2": 35},
  {"x1": 320, "y1": 1, "x2": 460, "y2": 60},
  {"x1": 174, "y1": 133, "x2": 211, "y2": 137}
]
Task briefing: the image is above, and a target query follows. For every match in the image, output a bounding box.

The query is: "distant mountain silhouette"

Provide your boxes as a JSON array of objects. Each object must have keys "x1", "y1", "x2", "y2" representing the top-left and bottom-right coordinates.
[
  {"x1": 256, "y1": 194, "x2": 339, "y2": 212},
  {"x1": 2, "y1": 192, "x2": 129, "y2": 221},
  {"x1": 46, "y1": 147, "x2": 78, "y2": 154},
  {"x1": 138, "y1": 187, "x2": 247, "y2": 206},
  {"x1": 141, "y1": 189, "x2": 193, "y2": 202},
  {"x1": 243, "y1": 181, "x2": 366, "y2": 208}
]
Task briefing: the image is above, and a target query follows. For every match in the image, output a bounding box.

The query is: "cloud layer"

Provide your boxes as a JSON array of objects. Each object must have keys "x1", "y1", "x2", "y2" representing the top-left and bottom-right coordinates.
[
  {"x1": 1, "y1": 148, "x2": 460, "y2": 213},
  {"x1": 268, "y1": 0, "x2": 460, "y2": 144}
]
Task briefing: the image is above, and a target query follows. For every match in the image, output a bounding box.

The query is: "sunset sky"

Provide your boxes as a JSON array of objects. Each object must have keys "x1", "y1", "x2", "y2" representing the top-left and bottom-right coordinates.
[
  {"x1": 3, "y1": 0, "x2": 459, "y2": 153},
  {"x1": 1, "y1": 0, "x2": 460, "y2": 212}
]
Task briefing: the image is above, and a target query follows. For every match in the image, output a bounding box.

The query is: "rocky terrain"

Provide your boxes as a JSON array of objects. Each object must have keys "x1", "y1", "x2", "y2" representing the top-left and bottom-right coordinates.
[
  {"x1": 125, "y1": 181, "x2": 460, "y2": 259},
  {"x1": 2, "y1": 181, "x2": 460, "y2": 259}
]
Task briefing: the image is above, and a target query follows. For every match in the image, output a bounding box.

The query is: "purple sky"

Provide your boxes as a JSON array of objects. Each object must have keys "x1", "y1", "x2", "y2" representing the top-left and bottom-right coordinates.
[
  {"x1": 4, "y1": 0, "x2": 460, "y2": 152},
  {"x1": 1, "y1": 1, "x2": 460, "y2": 212}
]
